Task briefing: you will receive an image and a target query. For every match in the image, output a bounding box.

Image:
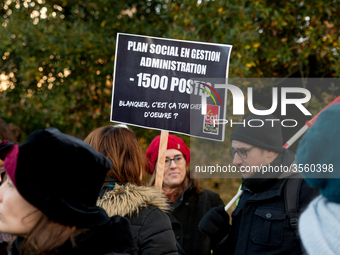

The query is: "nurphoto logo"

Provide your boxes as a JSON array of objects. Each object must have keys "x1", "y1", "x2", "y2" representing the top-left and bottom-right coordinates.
[{"x1": 200, "y1": 83, "x2": 312, "y2": 128}]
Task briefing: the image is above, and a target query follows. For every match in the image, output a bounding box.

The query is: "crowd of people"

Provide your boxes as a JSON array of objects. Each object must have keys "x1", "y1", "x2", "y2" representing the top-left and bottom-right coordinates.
[{"x1": 0, "y1": 103, "x2": 338, "y2": 255}]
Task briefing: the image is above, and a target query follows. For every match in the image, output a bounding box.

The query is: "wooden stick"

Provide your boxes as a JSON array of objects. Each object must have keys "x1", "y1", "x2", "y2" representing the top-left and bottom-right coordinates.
[{"x1": 155, "y1": 130, "x2": 169, "y2": 188}]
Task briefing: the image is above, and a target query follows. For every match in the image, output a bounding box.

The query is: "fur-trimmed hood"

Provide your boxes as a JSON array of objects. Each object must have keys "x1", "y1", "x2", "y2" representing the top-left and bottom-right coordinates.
[{"x1": 97, "y1": 183, "x2": 170, "y2": 217}]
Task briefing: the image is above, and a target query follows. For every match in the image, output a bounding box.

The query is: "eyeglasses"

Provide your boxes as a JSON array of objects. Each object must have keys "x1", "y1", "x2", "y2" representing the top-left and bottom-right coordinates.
[
  {"x1": 230, "y1": 146, "x2": 256, "y2": 159},
  {"x1": 165, "y1": 155, "x2": 185, "y2": 167}
]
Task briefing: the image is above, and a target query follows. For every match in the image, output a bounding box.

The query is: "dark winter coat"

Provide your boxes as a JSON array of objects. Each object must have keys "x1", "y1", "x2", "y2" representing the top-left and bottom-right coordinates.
[
  {"x1": 169, "y1": 182, "x2": 224, "y2": 255},
  {"x1": 97, "y1": 179, "x2": 178, "y2": 255},
  {"x1": 10, "y1": 216, "x2": 138, "y2": 255},
  {"x1": 218, "y1": 150, "x2": 319, "y2": 255}
]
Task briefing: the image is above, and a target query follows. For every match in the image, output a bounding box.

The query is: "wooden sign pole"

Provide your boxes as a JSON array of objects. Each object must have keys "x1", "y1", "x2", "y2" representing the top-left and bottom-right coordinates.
[{"x1": 155, "y1": 130, "x2": 169, "y2": 188}]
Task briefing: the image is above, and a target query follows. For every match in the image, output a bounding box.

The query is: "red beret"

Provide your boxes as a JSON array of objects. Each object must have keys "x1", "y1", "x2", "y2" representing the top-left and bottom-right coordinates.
[{"x1": 146, "y1": 134, "x2": 190, "y2": 174}]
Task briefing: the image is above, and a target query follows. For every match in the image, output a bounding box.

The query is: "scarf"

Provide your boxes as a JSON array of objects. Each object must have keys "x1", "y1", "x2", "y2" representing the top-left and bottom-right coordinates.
[
  {"x1": 163, "y1": 186, "x2": 184, "y2": 202},
  {"x1": 0, "y1": 232, "x2": 11, "y2": 243},
  {"x1": 299, "y1": 195, "x2": 340, "y2": 255},
  {"x1": 162, "y1": 177, "x2": 190, "y2": 202}
]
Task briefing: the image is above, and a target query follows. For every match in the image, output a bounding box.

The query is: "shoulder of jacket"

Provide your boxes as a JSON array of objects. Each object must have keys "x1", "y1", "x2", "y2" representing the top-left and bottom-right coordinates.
[
  {"x1": 97, "y1": 183, "x2": 171, "y2": 217},
  {"x1": 138, "y1": 204, "x2": 171, "y2": 223}
]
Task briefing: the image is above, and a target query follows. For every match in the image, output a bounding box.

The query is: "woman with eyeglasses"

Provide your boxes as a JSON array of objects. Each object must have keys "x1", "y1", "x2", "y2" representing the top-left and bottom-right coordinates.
[
  {"x1": 146, "y1": 134, "x2": 224, "y2": 255},
  {"x1": 84, "y1": 125, "x2": 178, "y2": 255}
]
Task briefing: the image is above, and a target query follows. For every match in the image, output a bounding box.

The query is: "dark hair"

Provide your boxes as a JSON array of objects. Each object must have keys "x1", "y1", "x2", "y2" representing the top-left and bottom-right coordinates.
[
  {"x1": 0, "y1": 119, "x2": 16, "y2": 143},
  {"x1": 20, "y1": 213, "x2": 77, "y2": 255},
  {"x1": 84, "y1": 125, "x2": 145, "y2": 186},
  {"x1": 8, "y1": 123, "x2": 22, "y2": 143}
]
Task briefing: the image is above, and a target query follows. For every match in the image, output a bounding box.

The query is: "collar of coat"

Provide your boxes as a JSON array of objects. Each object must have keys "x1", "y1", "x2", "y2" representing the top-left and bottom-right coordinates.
[
  {"x1": 97, "y1": 181, "x2": 170, "y2": 217},
  {"x1": 241, "y1": 149, "x2": 296, "y2": 193},
  {"x1": 172, "y1": 181, "x2": 196, "y2": 209}
]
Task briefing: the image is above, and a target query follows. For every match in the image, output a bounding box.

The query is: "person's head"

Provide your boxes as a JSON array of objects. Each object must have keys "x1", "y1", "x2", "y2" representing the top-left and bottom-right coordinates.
[
  {"x1": 297, "y1": 103, "x2": 340, "y2": 203},
  {"x1": 0, "y1": 128, "x2": 112, "y2": 252},
  {"x1": 0, "y1": 119, "x2": 15, "y2": 143},
  {"x1": 0, "y1": 177, "x2": 75, "y2": 253},
  {"x1": 230, "y1": 112, "x2": 284, "y2": 178},
  {"x1": 146, "y1": 134, "x2": 202, "y2": 192},
  {"x1": 84, "y1": 125, "x2": 145, "y2": 186},
  {"x1": 8, "y1": 123, "x2": 22, "y2": 143},
  {"x1": 0, "y1": 173, "x2": 40, "y2": 237}
]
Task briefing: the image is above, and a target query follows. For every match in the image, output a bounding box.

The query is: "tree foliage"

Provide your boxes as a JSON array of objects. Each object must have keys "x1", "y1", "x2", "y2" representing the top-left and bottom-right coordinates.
[{"x1": 1, "y1": 0, "x2": 339, "y2": 142}]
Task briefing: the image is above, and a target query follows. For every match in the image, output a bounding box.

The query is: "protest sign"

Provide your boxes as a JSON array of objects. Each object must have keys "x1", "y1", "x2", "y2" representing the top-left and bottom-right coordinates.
[{"x1": 111, "y1": 33, "x2": 232, "y2": 141}]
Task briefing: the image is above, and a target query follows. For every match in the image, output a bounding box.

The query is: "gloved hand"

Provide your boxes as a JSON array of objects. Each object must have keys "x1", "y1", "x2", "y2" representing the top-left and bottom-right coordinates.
[{"x1": 198, "y1": 205, "x2": 230, "y2": 245}]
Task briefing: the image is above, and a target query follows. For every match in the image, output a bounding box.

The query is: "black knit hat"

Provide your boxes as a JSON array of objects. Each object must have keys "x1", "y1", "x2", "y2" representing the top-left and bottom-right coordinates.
[
  {"x1": 230, "y1": 112, "x2": 284, "y2": 153},
  {"x1": 1, "y1": 128, "x2": 112, "y2": 228}
]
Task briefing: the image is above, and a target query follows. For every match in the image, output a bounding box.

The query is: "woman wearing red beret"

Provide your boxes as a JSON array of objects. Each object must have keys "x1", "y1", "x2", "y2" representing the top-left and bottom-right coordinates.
[{"x1": 146, "y1": 134, "x2": 224, "y2": 255}]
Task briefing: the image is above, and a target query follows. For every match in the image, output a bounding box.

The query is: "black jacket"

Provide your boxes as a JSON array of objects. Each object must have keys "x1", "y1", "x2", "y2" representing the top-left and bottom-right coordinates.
[
  {"x1": 218, "y1": 150, "x2": 319, "y2": 255},
  {"x1": 169, "y1": 182, "x2": 224, "y2": 255},
  {"x1": 10, "y1": 216, "x2": 138, "y2": 255},
  {"x1": 97, "y1": 179, "x2": 178, "y2": 255}
]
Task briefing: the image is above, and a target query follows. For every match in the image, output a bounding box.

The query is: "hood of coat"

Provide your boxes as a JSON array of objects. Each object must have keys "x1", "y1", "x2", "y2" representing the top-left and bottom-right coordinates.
[{"x1": 97, "y1": 183, "x2": 170, "y2": 217}]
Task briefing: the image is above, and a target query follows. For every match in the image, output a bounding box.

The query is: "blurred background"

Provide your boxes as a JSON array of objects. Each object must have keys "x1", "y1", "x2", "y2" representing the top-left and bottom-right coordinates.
[{"x1": 1, "y1": 0, "x2": 339, "y2": 210}]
